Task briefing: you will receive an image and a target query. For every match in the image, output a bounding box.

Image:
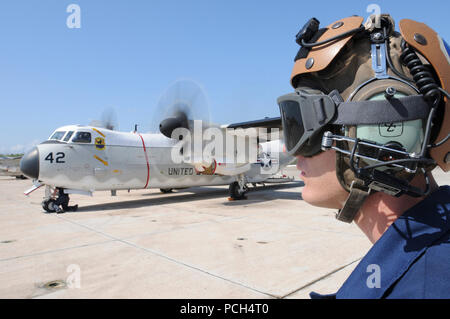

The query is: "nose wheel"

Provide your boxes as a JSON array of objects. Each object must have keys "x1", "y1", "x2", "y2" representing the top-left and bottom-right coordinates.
[{"x1": 42, "y1": 198, "x2": 58, "y2": 213}]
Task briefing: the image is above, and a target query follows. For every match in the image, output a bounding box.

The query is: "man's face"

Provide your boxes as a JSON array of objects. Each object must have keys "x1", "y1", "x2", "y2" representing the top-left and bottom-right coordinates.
[{"x1": 296, "y1": 150, "x2": 348, "y2": 209}]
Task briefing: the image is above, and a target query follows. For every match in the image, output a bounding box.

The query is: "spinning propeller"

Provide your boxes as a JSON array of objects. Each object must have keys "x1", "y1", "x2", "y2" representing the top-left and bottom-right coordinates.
[
  {"x1": 155, "y1": 79, "x2": 212, "y2": 139},
  {"x1": 89, "y1": 107, "x2": 119, "y2": 131}
]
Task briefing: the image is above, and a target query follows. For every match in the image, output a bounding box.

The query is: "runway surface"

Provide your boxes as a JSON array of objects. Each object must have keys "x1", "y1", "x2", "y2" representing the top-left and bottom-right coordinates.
[{"x1": 0, "y1": 167, "x2": 448, "y2": 299}]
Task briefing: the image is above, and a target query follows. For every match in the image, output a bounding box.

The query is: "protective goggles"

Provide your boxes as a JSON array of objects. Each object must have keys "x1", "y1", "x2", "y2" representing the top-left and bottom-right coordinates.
[
  {"x1": 277, "y1": 90, "x2": 339, "y2": 157},
  {"x1": 277, "y1": 89, "x2": 431, "y2": 157}
]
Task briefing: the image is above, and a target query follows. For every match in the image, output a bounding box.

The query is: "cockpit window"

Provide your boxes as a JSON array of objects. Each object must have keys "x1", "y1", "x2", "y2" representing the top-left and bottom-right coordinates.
[
  {"x1": 50, "y1": 131, "x2": 66, "y2": 141},
  {"x1": 63, "y1": 131, "x2": 74, "y2": 142},
  {"x1": 72, "y1": 132, "x2": 92, "y2": 143}
]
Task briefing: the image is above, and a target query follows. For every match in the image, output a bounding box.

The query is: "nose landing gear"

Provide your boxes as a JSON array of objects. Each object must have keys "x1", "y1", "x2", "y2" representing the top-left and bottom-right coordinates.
[{"x1": 41, "y1": 186, "x2": 78, "y2": 213}]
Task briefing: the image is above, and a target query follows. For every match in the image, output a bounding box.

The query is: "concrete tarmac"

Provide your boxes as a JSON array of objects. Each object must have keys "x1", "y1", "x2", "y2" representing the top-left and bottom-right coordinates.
[{"x1": 0, "y1": 167, "x2": 448, "y2": 299}]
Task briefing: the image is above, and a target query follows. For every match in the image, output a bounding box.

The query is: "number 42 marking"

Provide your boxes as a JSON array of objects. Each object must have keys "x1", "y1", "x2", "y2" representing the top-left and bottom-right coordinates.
[{"x1": 45, "y1": 152, "x2": 65, "y2": 164}]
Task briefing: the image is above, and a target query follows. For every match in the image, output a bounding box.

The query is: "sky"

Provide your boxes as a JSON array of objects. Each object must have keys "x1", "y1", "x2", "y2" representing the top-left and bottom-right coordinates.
[{"x1": 0, "y1": 0, "x2": 448, "y2": 154}]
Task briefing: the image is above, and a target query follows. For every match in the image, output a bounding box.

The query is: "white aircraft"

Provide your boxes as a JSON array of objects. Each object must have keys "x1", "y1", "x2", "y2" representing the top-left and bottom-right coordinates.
[
  {"x1": 20, "y1": 81, "x2": 294, "y2": 212},
  {"x1": 20, "y1": 121, "x2": 293, "y2": 212}
]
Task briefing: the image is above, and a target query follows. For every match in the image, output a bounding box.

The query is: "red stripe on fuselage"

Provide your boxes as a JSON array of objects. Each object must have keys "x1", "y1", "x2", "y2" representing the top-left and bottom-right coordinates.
[{"x1": 138, "y1": 134, "x2": 150, "y2": 189}]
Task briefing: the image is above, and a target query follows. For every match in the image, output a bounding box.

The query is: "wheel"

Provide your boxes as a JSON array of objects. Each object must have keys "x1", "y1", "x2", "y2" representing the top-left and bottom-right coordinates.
[
  {"x1": 160, "y1": 188, "x2": 173, "y2": 194},
  {"x1": 42, "y1": 199, "x2": 57, "y2": 213},
  {"x1": 229, "y1": 182, "x2": 247, "y2": 200}
]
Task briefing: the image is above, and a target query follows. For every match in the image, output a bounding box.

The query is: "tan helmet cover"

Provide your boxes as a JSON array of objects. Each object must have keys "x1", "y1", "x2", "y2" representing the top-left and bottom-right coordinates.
[
  {"x1": 290, "y1": 16, "x2": 365, "y2": 88},
  {"x1": 399, "y1": 19, "x2": 450, "y2": 171}
]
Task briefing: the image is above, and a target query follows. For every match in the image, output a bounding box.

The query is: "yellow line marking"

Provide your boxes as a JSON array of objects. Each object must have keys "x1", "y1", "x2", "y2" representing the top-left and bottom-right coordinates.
[
  {"x1": 94, "y1": 155, "x2": 108, "y2": 166},
  {"x1": 92, "y1": 128, "x2": 105, "y2": 137}
]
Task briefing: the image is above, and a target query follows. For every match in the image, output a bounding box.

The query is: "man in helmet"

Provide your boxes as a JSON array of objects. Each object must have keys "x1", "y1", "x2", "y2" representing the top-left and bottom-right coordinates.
[{"x1": 277, "y1": 14, "x2": 450, "y2": 298}]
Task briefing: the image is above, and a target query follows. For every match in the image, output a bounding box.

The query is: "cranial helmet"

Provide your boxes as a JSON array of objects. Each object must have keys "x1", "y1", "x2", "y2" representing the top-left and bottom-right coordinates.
[{"x1": 278, "y1": 14, "x2": 450, "y2": 223}]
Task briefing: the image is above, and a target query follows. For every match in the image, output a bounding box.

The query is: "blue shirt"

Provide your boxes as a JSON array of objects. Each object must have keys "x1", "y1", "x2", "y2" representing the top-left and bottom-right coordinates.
[{"x1": 310, "y1": 185, "x2": 450, "y2": 299}]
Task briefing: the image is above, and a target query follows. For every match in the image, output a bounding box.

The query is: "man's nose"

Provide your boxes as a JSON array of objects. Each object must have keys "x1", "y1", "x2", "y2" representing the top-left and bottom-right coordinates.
[{"x1": 20, "y1": 147, "x2": 39, "y2": 179}]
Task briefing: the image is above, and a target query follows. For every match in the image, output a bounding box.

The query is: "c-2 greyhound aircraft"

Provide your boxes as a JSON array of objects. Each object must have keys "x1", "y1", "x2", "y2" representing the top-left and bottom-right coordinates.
[{"x1": 20, "y1": 81, "x2": 293, "y2": 212}]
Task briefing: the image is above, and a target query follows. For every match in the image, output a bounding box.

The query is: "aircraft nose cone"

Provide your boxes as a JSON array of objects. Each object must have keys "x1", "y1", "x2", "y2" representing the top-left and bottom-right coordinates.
[{"x1": 20, "y1": 147, "x2": 39, "y2": 179}]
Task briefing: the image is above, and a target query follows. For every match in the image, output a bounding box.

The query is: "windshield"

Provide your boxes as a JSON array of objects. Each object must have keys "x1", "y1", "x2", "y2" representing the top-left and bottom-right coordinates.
[
  {"x1": 49, "y1": 131, "x2": 66, "y2": 141},
  {"x1": 63, "y1": 131, "x2": 74, "y2": 142}
]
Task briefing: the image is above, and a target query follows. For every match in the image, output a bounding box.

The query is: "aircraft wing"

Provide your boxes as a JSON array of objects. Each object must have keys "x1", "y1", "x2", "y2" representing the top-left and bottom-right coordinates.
[
  {"x1": 220, "y1": 117, "x2": 283, "y2": 143},
  {"x1": 223, "y1": 117, "x2": 282, "y2": 130}
]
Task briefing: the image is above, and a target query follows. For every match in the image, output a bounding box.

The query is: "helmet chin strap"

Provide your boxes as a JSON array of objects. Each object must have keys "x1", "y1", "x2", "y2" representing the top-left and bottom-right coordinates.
[{"x1": 336, "y1": 180, "x2": 371, "y2": 223}]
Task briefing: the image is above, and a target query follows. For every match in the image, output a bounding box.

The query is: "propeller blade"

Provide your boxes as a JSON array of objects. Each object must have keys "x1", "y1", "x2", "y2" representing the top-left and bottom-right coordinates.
[
  {"x1": 89, "y1": 107, "x2": 119, "y2": 131},
  {"x1": 152, "y1": 79, "x2": 211, "y2": 137}
]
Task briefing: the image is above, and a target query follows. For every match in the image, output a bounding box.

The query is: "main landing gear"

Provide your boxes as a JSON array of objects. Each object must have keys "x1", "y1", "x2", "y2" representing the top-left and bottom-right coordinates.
[{"x1": 229, "y1": 175, "x2": 248, "y2": 200}]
